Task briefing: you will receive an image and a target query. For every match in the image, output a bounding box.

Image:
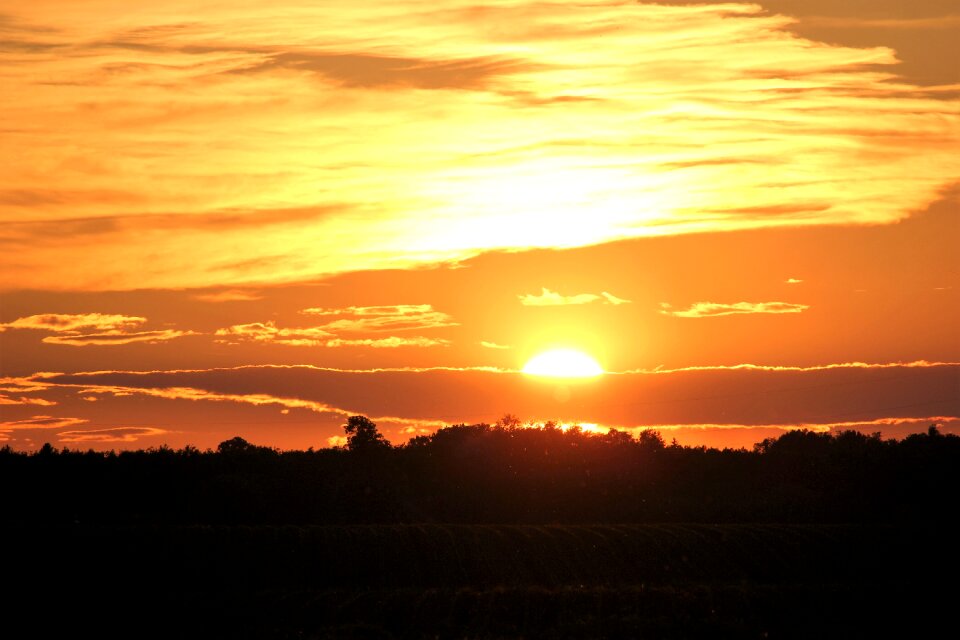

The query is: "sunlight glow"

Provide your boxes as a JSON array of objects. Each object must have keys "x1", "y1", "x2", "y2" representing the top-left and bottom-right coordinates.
[{"x1": 522, "y1": 349, "x2": 604, "y2": 378}]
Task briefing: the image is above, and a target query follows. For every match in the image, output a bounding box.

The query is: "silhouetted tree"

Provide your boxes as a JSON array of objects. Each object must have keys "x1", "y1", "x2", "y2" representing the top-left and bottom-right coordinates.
[
  {"x1": 217, "y1": 436, "x2": 257, "y2": 454},
  {"x1": 343, "y1": 415, "x2": 390, "y2": 452}
]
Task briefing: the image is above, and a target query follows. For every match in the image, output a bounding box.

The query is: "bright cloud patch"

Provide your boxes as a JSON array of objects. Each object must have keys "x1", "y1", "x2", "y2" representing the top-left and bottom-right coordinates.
[
  {"x1": 660, "y1": 301, "x2": 810, "y2": 318},
  {"x1": 519, "y1": 288, "x2": 631, "y2": 307},
  {"x1": 1, "y1": 2, "x2": 957, "y2": 290}
]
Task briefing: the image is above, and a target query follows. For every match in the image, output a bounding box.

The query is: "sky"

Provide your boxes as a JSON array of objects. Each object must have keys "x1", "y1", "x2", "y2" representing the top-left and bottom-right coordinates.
[{"x1": 1, "y1": 0, "x2": 957, "y2": 450}]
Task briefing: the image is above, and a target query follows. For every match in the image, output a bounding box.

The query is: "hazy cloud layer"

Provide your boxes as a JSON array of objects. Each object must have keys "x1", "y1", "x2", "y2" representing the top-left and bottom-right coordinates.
[
  {"x1": 660, "y1": 301, "x2": 810, "y2": 318},
  {"x1": 2, "y1": 1, "x2": 957, "y2": 290},
  {"x1": 13, "y1": 362, "x2": 956, "y2": 449},
  {"x1": 519, "y1": 288, "x2": 631, "y2": 307}
]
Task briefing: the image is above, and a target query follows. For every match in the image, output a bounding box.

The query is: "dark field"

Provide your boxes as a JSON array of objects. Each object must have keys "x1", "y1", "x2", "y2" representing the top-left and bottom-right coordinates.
[
  {"x1": 6, "y1": 523, "x2": 954, "y2": 638},
  {"x1": 5, "y1": 425, "x2": 957, "y2": 637}
]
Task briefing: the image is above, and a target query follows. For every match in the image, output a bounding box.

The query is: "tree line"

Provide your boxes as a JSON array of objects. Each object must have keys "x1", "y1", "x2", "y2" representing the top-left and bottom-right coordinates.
[{"x1": 1, "y1": 416, "x2": 956, "y2": 524}]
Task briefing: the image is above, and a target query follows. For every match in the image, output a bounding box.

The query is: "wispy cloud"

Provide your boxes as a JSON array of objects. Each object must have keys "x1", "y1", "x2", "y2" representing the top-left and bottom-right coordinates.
[
  {"x1": 519, "y1": 288, "x2": 631, "y2": 307},
  {"x1": 660, "y1": 301, "x2": 809, "y2": 318},
  {"x1": 625, "y1": 360, "x2": 958, "y2": 375},
  {"x1": 1, "y1": 2, "x2": 957, "y2": 290},
  {"x1": 601, "y1": 292, "x2": 630, "y2": 306},
  {"x1": 57, "y1": 426, "x2": 168, "y2": 443},
  {"x1": 300, "y1": 304, "x2": 457, "y2": 333},
  {"x1": 480, "y1": 341, "x2": 511, "y2": 350},
  {"x1": 43, "y1": 329, "x2": 194, "y2": 346},
  {"x1": 786, "y1": 278, "x2": 803, "y2": 284},
  {"x1": 214, "y1": 321, "x2": 333, "y2": 347},
  {"x1": 217, "y1": 303, "x2": 455, "y2": 347},
  {"x1": 325, "y1": 337, "x2": 450, "y2": 348},
  {"x1": 0, "y1": 393, "x2": 56, "y2": 406},
  {"x1": 0, "y1": 415, "x2": 87, "y2": 431},
  {"x1": 0, "y1": 313, "x2": 145, "y2": 332},
  {"x1": 192, "y1": 289, "x2": 263, "y2": 303},
  {"x1": 802, "y1": 16, "x2": 960, "y2": 30},
  {"x1": 1, "y1": 312, "x2": 193, "y2": 346}
]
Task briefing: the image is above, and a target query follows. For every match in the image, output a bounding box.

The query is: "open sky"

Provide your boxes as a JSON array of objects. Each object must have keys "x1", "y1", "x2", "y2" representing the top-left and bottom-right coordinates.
[{"x1": 1, "y1": 0, "x2": 957, "y2": 450}]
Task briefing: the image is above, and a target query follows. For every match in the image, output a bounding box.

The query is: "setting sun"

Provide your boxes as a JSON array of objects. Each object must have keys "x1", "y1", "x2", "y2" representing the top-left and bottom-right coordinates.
[{"x1": 522, "y1": 349, "x2": 604, "y2": 378}]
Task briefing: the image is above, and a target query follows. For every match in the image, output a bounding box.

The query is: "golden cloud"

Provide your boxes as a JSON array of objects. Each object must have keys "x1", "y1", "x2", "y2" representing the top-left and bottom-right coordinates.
[
  {"x1": 1, "y1": 312, "x2": 194, "y2": 346},
  {"x1": 300, "y1": 304, "x2": 457, "y2": 333},
  {"x1": 519, "y1": 288, "x2": 631, "y2": 306},
  {"x1": 214, "y1": 321, "x2": 333, "y2": 346},
  {"x1": 660, "y1": 301, "x2": 809, "y2": 318},
  {"x1": 1, "y1": 2, "x2": 957, "y2": 290},
  {"x1": 217, "y1": 304, "x2": 455, "y2": 347},
  {"x1": 43, "y1": 329, "x2": 195, "y2": 346},
  {"x1": 0, "y1": 394, "x2": 56, "y2": 406},
  {"x1": 0, "y1": 313, "x2": 145, "y2": 332}
]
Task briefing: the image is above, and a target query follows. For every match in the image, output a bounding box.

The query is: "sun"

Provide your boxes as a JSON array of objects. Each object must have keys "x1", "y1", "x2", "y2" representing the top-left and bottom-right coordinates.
[{"x1": 522, "y1": 349, "x2": 604, "y2": 378}]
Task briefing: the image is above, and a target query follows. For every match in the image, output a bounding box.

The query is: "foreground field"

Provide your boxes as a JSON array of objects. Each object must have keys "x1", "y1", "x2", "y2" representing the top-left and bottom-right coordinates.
[{"x1": 6, "y1": 523, "x2": 953, "y2": 638}]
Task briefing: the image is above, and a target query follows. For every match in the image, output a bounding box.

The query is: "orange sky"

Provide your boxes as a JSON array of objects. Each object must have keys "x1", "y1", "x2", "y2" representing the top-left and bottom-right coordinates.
[{"x1": 1, "y1": 1, "x2": 957, "y2": 450}]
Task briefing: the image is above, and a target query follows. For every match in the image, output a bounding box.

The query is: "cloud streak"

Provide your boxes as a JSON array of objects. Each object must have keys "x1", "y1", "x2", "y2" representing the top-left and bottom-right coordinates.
[
  {"x1": 0, "y1": 415, "x2": 88, "y2": 431},
  {"x1": 660, "y1": 301, "x2": 809, "y2": 318},
  {"x1": 0, "y1": 313, "x2": 145, "y2": 332},
  {"x1": 56, "y1": 427, "x2": 168, "y2": 443},
  {"x1": 519, "y1": 288, "x2": 631, "y2": 306},
  {"x1": 43, "y1": 329, "x2": 194, "y2": 346}
]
